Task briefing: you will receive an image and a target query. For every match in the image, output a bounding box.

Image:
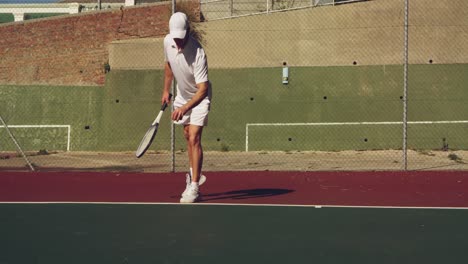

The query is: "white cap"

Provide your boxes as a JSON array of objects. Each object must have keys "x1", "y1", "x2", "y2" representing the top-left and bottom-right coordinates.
[{"x1": 169, "y1": 12, "x2": 188, "y2": 39}]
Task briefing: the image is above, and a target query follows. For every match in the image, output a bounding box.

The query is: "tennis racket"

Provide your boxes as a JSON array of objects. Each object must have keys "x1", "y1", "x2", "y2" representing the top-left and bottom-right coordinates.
[{"x1": 136, "y1": 94, "x2": 172, "y2": 158}]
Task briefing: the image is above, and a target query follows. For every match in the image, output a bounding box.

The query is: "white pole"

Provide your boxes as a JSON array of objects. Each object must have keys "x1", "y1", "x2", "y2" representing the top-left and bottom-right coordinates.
[{"x1": 0, "y1": 115, "x2": 35, "y2": 171}]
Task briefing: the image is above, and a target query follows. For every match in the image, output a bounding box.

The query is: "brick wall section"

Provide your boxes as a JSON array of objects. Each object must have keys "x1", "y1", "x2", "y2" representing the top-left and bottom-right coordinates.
[{"x1": 0, "y1": 3, "x2": 177, "y2": 86}]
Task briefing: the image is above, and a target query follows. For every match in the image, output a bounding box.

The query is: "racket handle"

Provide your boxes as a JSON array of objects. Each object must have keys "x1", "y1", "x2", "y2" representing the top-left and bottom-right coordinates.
[{"x1": 161, "y1": 93, "x2": 172, "y2": 111}]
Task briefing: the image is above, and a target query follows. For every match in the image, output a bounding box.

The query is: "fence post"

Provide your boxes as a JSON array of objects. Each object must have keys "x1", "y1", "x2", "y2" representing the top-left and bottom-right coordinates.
[
  {"x1": 402, "y1": 0, "x2": 409, "y2": 170},
  {"x1": 171, "y1": 0, "x2": 176, "y2": 173}
]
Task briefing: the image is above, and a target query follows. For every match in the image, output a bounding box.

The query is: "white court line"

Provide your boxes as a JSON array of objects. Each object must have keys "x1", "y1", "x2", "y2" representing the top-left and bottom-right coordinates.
[
  {"x1": 245, "y1": 120, "x2": 468, "y2": 151},
  {"x1": 1, "y1": 201, "x2": 468, "y2": 210},
  {"x1": 0, "y1": 125, "x2": 71, "y2": 151}
]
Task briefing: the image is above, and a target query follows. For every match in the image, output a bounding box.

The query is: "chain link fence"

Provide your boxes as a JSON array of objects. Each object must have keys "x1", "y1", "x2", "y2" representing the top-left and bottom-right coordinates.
[{"x1": 0, "y1": 0, "x2": 467, "y2": 172}]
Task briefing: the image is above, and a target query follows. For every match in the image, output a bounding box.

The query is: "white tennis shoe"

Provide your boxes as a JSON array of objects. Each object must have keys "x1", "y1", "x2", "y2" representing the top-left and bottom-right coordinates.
[
  {"x1": 180, "y1": 185, "x2": 201, "y2": 203},
  {"x1": 181, "y1": 173, "x2": 206, "y2": 201}
]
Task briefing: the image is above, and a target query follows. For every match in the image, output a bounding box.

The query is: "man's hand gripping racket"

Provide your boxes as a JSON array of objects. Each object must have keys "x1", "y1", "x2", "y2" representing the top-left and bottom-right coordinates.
[{"x1": 136, "y1": 94, "x2": 172, "y2": 158}]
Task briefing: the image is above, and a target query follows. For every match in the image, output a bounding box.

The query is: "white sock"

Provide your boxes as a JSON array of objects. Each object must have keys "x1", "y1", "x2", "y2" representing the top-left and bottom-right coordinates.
[{"x1": 190, "y1": 182, "x2": 199, "y2": 189}]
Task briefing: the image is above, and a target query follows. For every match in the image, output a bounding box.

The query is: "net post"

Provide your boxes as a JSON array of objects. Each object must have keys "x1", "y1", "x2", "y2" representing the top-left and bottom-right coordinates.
[{"x1": 0, "y1": 115, "x2": 35, "y2": 172}]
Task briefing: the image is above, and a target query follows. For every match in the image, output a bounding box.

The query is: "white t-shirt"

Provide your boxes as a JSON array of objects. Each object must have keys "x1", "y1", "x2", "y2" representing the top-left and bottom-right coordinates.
[{"x1": 164, "y1": 35, "x2": 211, "y2": 103}]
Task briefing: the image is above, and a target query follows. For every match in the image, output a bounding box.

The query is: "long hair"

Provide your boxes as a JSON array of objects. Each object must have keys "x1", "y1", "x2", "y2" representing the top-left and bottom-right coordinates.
[{"x1": 175, "y1": 1, "x2": 206, "y2": 47}]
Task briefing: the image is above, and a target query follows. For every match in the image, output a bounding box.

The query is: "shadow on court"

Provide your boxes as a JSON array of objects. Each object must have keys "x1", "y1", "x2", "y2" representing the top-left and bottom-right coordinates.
[{"x1": 202, "y1": 188, "x2": 294, "y2": 201}]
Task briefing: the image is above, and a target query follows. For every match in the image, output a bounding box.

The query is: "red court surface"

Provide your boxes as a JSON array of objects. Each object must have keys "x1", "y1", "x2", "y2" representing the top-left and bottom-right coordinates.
[{"x1": 1, "y1": 171, "x2": 468, "y2": 207}]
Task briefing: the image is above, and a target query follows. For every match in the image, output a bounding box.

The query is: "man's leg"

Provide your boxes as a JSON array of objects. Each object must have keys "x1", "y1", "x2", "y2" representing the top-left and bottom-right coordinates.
[
  {"x1": 180, "y1": 124, "x2": 204, "y2": 203},
  {"x1": 181, "y1": 125, "x2": 206, "y2": 198},
  {"x1": 183, "y1": 125, "x2": 192, "y2": 174},
  {"x1": 186, "y1": 124, "x2": 204, "y2": 183}
]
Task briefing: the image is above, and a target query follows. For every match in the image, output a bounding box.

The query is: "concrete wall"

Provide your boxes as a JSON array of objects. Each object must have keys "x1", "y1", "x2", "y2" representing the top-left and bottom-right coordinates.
[
  {"x1": 109, "y1": 37, "x2": 165, "y2": 70},
  {"x1": 109, "y1": 0, "x2": 468, "y2": 70},
  {"x1": 2, "y1": 0, "x2": 467, "y2": 85},
  {"x1": 206, "y1": 0, "x2": 468, "y2": 67},
  {"x1": 2, "y1": 0, "x2": 468, "y2": 153},
  {"x1": 2, "y1": 63, "x2": 468, "y2": 152}
]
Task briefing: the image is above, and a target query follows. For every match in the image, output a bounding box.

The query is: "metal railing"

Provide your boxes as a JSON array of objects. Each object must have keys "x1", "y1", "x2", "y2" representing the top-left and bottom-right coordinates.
[{"x1": 200, "y1": 0, "x2": 366, "y2": 20}]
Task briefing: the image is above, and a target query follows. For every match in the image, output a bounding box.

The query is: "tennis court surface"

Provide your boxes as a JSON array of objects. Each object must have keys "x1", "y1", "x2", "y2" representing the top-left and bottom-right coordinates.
[{"x1": 1, "y1": 170, "x2": 468, "y2": 263}]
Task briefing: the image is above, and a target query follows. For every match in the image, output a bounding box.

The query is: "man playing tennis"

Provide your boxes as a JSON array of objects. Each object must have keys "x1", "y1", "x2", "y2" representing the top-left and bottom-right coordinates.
[{"x1": 161, "y1": 12, "x2": 211, "y2": 203}]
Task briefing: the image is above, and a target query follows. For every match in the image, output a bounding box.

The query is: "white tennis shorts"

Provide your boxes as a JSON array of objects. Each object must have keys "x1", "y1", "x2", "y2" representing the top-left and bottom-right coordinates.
[{"x1": 173, "y1": 97, "x2": 210, "y2": 127}]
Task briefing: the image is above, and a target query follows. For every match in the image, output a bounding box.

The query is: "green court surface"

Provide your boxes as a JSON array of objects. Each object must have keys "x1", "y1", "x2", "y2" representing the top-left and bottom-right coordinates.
[{"x1": 1, "y1": 203, "x2": 468, "y2": 263}]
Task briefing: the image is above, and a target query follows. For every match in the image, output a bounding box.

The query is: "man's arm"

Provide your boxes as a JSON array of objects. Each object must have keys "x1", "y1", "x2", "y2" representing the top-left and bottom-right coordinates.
[
  {"x1": 172, "y1": 81, "x2": 209, "y2": 121},
  {"x1": 162, "y1": 62, "x2": 173, "y2": 104}
]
